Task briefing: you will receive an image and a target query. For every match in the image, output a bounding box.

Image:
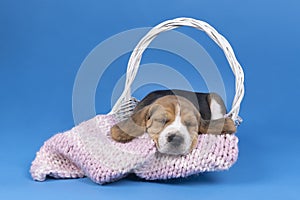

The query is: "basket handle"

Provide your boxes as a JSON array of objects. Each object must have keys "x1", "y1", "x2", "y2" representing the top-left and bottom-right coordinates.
[{"x1": 111, "y1": 17, "x2": 245, "y2": 124}]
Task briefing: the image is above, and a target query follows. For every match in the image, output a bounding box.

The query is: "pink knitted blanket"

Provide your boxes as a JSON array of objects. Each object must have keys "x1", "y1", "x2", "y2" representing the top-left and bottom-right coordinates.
[{"x1": 30, "y1": 114, "x2": 239, "y2": 184}]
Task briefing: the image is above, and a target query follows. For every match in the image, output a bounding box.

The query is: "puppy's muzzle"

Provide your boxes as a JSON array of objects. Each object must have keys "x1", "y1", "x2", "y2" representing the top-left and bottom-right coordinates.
[{"x1": 158, "y1": 130, "x2": 192, "y2": 156}]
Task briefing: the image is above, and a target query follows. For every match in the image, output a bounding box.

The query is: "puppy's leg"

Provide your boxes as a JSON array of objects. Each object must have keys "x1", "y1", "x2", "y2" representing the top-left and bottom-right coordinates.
[
  {"x1": 199, "y1": 118, "x2": 236, "y2": 134},
  {"x1": 207, "y1": 93, "x2": 226, "y2": 120},
  {"x1": 200, "y1": 93, "x2": 236, "y2": 134}
]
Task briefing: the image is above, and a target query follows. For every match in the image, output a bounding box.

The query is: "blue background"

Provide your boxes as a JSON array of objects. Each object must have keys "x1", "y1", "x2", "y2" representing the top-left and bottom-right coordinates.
[{"x1": 1, "y1": 0, "x2": 299, "y2": 199}]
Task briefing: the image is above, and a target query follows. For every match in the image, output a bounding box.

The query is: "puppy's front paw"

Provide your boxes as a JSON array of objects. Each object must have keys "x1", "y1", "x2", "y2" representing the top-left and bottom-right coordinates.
[
  {"x1": 222, "y1": 118, "x2": 236, "y2": 134},
  {"x1": 110, "y1": 124, "x2": 135, "y2": 143}
]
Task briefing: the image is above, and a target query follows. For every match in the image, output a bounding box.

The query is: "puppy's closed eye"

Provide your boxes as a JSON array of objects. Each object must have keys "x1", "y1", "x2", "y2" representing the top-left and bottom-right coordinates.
[
  {"x1": 148, "y1": 117, "x2": 168, "y2": 135},
  {"x1": 154, "y1": 118, "x2": 169, "y2": 125}
]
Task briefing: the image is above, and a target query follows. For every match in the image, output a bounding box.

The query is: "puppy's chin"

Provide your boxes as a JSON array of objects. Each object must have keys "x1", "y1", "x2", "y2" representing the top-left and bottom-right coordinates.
[{"x1": 157, "y1": 145, "x2": 191, "y2": 156}]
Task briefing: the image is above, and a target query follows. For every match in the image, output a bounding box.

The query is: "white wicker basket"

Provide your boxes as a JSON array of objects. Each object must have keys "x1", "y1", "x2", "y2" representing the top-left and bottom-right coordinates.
[{"x1": 110, "y1": 17, "x2": 244, "y2": 125}]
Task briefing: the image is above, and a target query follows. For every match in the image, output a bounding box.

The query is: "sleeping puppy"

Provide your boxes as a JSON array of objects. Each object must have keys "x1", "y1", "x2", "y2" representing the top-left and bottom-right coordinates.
[{"x1": 111, "y1": 89, "x2": 236, "y2": 155}]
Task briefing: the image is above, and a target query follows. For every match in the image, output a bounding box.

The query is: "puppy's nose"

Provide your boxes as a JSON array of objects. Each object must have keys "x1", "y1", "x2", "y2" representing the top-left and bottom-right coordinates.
[{"x1": 167, "y1": 133, "x2": 184, "y2": 145}]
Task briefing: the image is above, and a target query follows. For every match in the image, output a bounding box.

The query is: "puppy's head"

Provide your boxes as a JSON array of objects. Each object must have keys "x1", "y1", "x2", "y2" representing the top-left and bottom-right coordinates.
[
  {"x1": 111, "y1": 95, "x2": 200, "y2": 155},
  {"x1": 146, "y1": 96, "x2": 200, "y2": 155}
]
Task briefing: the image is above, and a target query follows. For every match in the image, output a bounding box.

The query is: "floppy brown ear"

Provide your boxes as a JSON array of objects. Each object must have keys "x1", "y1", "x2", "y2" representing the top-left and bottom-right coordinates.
[
  {"x1": 111, "y1": 106, "x2": 150, "y2": 143},
  {"x1": 199, "y1": 117, "x2": 236, "y2": 135}
]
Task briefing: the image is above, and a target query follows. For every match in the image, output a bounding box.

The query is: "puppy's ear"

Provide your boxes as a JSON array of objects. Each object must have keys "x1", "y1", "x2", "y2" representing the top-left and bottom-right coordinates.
[
  {"x1": 111, "y1": 106, "x2": 150, "y2": 143},
  {"x1": 199, "y1": 118, "x2": 236, "y2": 135}
]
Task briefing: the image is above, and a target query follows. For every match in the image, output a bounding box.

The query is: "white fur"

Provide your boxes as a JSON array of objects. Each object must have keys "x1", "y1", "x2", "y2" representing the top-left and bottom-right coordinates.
[
  {"x1": 210, "y1": 99, "x2": 223, "y2": 120},
  {"x1": 157, "y1": 105, "x2": 191, "y2": 155}
]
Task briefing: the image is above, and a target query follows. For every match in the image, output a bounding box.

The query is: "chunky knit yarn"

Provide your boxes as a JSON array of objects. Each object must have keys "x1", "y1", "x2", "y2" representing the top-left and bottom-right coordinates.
[{"x1": 30, "y1": 114, "x2": 238, "y2": 184}]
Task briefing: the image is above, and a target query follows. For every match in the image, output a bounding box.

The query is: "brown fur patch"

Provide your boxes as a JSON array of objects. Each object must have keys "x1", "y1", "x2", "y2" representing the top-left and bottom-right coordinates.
[{"x1": 199, "y1": 117, "x2": 236, "y2": 134}]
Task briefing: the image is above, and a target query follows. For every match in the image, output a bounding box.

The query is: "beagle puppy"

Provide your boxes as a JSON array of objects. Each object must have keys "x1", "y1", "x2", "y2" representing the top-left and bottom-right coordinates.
[{"x1": 111, "y1": 90, "x2": 236, "y2": 155}]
